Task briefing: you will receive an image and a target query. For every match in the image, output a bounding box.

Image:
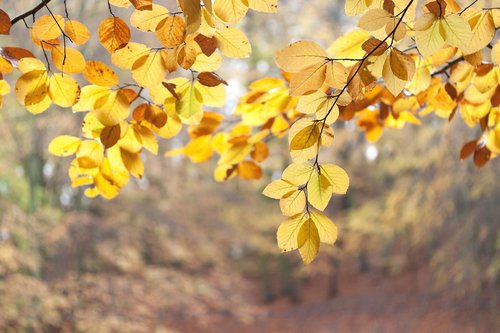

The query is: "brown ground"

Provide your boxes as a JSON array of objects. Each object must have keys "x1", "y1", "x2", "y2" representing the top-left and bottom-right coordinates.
[{"x1": 165, "y1": 260, "x2": 499, "y2": 333}]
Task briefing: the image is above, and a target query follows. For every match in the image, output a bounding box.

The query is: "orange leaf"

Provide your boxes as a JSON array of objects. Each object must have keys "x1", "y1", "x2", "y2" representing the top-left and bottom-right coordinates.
[{"x1": 98, "y1": 17, "x2": 131, "y2": 53}]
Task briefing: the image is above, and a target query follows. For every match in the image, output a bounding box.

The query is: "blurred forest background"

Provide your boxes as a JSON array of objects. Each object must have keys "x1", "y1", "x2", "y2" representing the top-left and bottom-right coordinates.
[{"x1": 1, "y1": 0, "x2": 499, "y2": 332}]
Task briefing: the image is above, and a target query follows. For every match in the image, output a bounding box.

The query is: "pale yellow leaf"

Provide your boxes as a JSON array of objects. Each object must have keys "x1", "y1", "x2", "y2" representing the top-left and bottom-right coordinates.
[
  {"x1": 130, "y1": 4, "x2": 169, "y2": 32},
  {"x1": 277, "y1": 212, "x2": 308, "y2": 252},
  {"x1": 214, "y1": 0, "x2": 249, "y2": 23},
  {"x1": 282, "y1": 162, "x2": 313, "y2": 185},
  {"x1": 310, "y1": 211, "x2": 338, "y2": 245},
  {"x1": 319, "y1": 163, "x2": 349, "y2": 194},
  {"x1": 262, "y1": 179, "x2": 297, "y2": 199},
  {"x1": 214, "y1": 27, "x2": 251, "y2": 58},
  {"x1": 48, "y1": 135, "x2": 82, "y2": 156},
  {"x1": 275, "y1": 40, "x2": 327, "y2": 73},
  {"x1": 279, "y1": 189, "x2": 306, "y2": 216},
  {"x1": 307, "y1": 169, "x2": 333, "y2": 211},
  {"x1": 298, "y1": 218, "x2": 320, "y2": 265}
]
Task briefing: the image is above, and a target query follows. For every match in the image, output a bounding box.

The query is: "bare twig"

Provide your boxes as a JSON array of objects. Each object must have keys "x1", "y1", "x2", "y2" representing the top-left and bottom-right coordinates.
[{"x1": 11, "y1": 0, "x2": 53, "y2": 26}]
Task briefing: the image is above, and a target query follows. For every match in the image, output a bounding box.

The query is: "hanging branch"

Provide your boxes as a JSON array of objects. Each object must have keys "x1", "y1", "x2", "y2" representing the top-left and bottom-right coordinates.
[{"x1": 11, "y1": 0, "x2": 53, "y2": 26}]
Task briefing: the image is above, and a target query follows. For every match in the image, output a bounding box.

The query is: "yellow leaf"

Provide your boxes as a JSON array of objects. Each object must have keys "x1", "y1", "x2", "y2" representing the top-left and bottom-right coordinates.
[
  {"x1": 184, "y1": 135, "x2": 213, "y2": 162},
  {"x1": 109, "y1": 0, "x2": 131, "y2": 7},
  {"x1": 218, "y1": 142, "x2": 252, "y2": 165},
  {"x1": 345, "y1": 0, "x2": 370, "y2": 16},
  {"x1": 76, "y1": 140, "x2": 104, "y2": 169},
  {"x1": 492, "y1": 40, "x2": 500, "y2": 65},
  {"x1": 15, "y1": 70, "x2": 48, "y2": 106},
  {"x1": 178, "y1": 0, "x2": 201, "y2": 34},
  {"x1": 486, "y1": 127, "x2": 500, "y2": 154},
  {"x1": 262, "y1": 179, "x2": 297, "y2": 199},
  {"x1": 130, "y1": 4, "x2": 169, "y2": 32},
  {"x1": 64, "y1": 20, "x2": 90, "y2": 45},
  {"x1": 194, "y1": 81, "x2": 226, "y2": 107},
  {"x1": 93, "y1": 89, "x2": 130, "y2": 126},
  {"x1": 203, "y1": 0, "x2": 214, "y2": 13},
  {"x1": 277, "y1": 212, "x2": 308, "y2": 252},
  {"x1": 307, "y1": 169, "x2": 333, "y2": 211},
  {"x1": 119, "y1": 125, "x2": 143, "y2": 153},
  {"x1": 358, "y1": 9, "x2": 392, "y2": 31},
  {"x1": 319, "y1": 163, "x2": 349, "y2": 194},
  {"x1": 136, "y1": 125, "x2": 158, "y2": 154},
  {"x1": 72, "y1": 85, "x2": 110, "y2": 112},
  {"x1": 296, "y1": 90, "x2": 328, "y2": 115},
  {"x1": 192, "y1": 51, "x2": 222, "y2": 72},
  {"x1": 17, "y1": 57, "x2": 46, "y2": 74},
  {"x1": 132, "y1": 50, "x2": 167, "y2": 88},
  {"x1": 31, "y1": 15, "x2": 65, "y2": 40},
  {"x1": 316, "y1": 101, "x2": 339, "y2": 124},
  {"x1": 288, "y1": 119, "x2": 319, "y2": 161},
  {"x1": 279, "y1": 189, "x2": 306, "y2": 216},
  {"x1": 282, "y1": 162, "x2": 313, "y2": 185},
  {"x1": 0, "y1": 80, "x2": 10, "y2": 95},
  {"x1": 298, "y1": 218, "x2": 320, "y2": 265},
  {"x1": 111, "y1": 42, "x2": 149, "y2": 69},
  {"x1": 440, "y1": 14, "x2": 473, "y2": 51},
  {"x1": 276, "y1": 40, "x2": 327, "y2": 73},
  {"x1": 176, "y1": 84, "x2": 203, "y2": 121},
  {"x1": 176, "y1": 42, "x2": 198, "y2": 70},
  {"x1": 325, "y1": 61, "x2": 348, "y2": 89},
  {"x1": 213, "y1": 164, "x2": 237, "y2": 182},
  {"x1": 26, "y1": 95, "x2": 51, "y2": 114},
  {"x1": 48, "y1": 135, "x2": 82, "y2": 156},
  {"x1": 389, "y1": 49, "x2": 415, "y2": 81},
  {"x1": 289, "y1": 61, "x2": 327, "y2": 96},
  {"x1": 415, "y1": 14, "x2": 445, "y2": 57},
  {"x1": 327, "y1": 29, "x2": 369, "y2": 64},
  {"x1": 214, "y1": 0, "x2": 249, "y2": 23},
  {"x1": 383, "y1": 52, "x2": 407, "y2": 96},
  {"x1": 0, "y1": 57, "x2": 13, "y2": 74},
  {"x1": 407, "y1": 57, "x2": 432, "y2": 94},
  {"x1": 51, "y1": 46, "x2": 86, "y2": 74},
  {"x1": 461, "y1": 9, "x2": 495, "y2": 55},
  {"x1": 248, "y1": 0, "x2": 277, "y2": 12},
  {"x1": 48, "y1": 73, "x2": 80, "y2": 107},
  {"x1": 309, "y1": 211, "x2": 338, "y2": 245},
  {"x1": 290, "y1": 123, "x2": 320, "y2": 150},
  {"x1": 153, "y1": 106, "x2": 183, "y2": 139},
  {"x1": 120, "y1": 149, "x2": 144, "y2": 178},
  {"x1": 83, "y1": 60, "x2": 119, "y2": 87},
  {"x1": 214, "y1": 27, "x2": 251, "y2": 58}
]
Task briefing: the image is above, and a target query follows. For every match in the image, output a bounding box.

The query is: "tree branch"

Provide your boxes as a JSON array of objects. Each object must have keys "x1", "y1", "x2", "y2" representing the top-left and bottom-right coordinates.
[{"x1": 11, "y1": 0, "x2": 53, "y2": 26}]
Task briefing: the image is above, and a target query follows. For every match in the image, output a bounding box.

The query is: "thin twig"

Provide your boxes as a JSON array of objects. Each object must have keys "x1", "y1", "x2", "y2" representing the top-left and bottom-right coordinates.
[{"x1": 11, "y1": 0, "x2": 53, "y2": 26}]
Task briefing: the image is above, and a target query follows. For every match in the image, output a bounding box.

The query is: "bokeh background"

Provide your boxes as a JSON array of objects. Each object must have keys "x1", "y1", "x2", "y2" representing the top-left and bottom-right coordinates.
[{"x1": 1, "y1": 0, "x2": 499, "y2": 332}]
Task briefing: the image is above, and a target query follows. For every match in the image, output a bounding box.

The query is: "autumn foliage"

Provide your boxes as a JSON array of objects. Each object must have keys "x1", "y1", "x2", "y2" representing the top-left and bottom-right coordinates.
[{"x1": 0, "y1": 0, "x2": 499, "y2": 264}]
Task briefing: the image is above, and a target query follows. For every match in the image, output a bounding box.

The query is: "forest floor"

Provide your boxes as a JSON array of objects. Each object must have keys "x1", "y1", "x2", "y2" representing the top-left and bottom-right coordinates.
[{"x1": 165, "y1": 259, "x2": 499, "y2": 333}]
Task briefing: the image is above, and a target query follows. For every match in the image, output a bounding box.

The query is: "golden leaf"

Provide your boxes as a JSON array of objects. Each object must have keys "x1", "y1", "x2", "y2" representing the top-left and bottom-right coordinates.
[
  {"x1": 83, "y1": 61, "x2": 119, "y2": 87},
  {"x1": 48, "y1": 73, "x2": 81, "y2": 107},
  {"x1": 98, "y1": 17, "x2": 131, "y2": 53},
  {"x1": 155, "y1": 16, "x2": 186, "y2": 48},
  {"x1": 31, "y1": 14, "x2": 65, "y2": 40}
]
